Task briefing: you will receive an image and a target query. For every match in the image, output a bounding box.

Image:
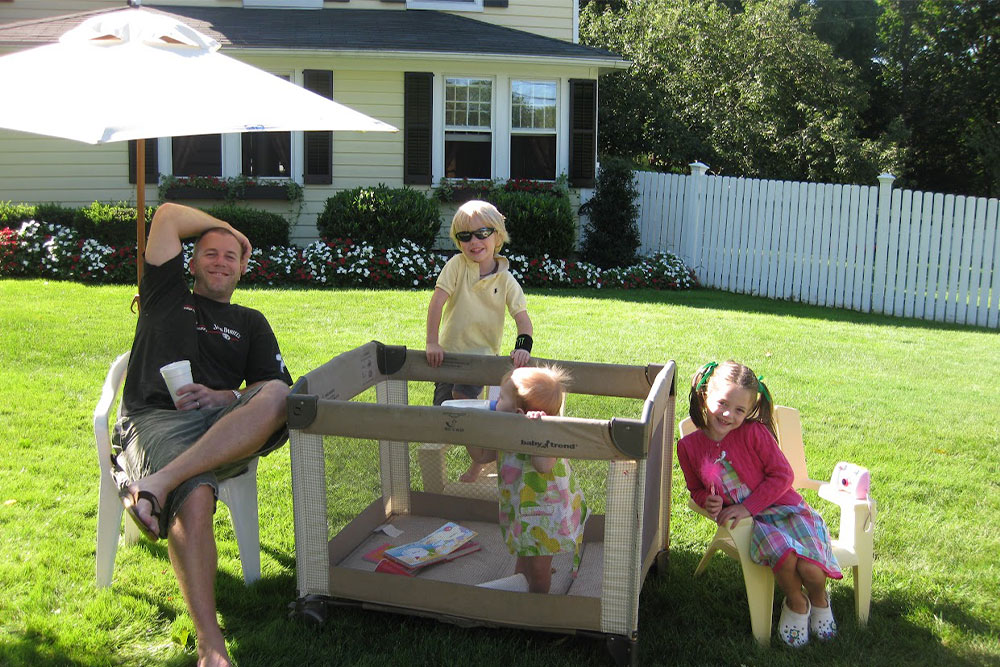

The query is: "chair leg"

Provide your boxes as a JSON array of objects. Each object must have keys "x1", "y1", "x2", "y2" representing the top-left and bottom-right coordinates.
[
  {"x1": 96, "y1": 473, "x2": 124, "y2": 588},
  {"x1": 853, "y1": 561, "x2": 872, "y2": 625},
  {"x1": 741, "y1": 562, "x2": 775, "y2": 646},
  {"x1": 693, "y1": 542, "x2": 720, "y2": 577},
  {"x1": 218, "y1": 464, "x2": 261, "y2": 585}
]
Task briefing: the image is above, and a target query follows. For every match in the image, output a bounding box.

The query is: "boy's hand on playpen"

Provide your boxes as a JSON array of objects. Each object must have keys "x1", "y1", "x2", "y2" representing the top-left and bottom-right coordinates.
[
  {"x1": 510, "y1": 348, "x2": 531, "y2": 367},
  {"x1": 717, "y1": 503, "x2": 750, "y2": 529},
  {"x1": 525, "y1": 410, "x2": 547, "y2": 419},
  {"x1": 704, "y1": 484, "x2": 723, "y2": 518},
  {"x1": 426, "y1": 342, "x2": 445, "y2": 367}
]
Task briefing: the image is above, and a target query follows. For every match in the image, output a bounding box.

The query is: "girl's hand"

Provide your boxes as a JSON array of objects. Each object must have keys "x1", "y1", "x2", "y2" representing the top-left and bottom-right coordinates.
[
  {"x1": 525, "y1": 410, "x2": 547, "y2": 420},
  {"x1": 426, "y1": 342, "x2": 444, "y2": 367},
  {"x1": 704, "y1": 484, "x2": 723, "y2": 519},
  {"x1": 510, "y1": 348, "x2": 530, "y2": 367},
  {"x1": 717, "y1": 503, "x2": 751, "y2": 529}
]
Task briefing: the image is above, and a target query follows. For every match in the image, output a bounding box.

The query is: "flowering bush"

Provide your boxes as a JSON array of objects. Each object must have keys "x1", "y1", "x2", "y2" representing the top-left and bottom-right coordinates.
[
  {"x1": 0, "y1": 220, "x2": 697, "y2": 291},
  {"x1": 1, "y1": 220, "x2": 137, "y2": 282},
  {"x1": 159, "y1": 174, "x2": 304, "y2": 203},
  {"x1": 433, "y1": 174, "x2": 570, "y2": 202}
]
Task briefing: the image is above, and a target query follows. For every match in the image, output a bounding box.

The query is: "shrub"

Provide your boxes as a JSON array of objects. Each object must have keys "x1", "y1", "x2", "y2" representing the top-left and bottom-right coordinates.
[
  {"x1": 487, "y1": 190, "x2": 577, "y2": 259},
  {"x1": 73, "y1": 201, "x2": 156, "y2": 247},
  {"x1": 202, "y1": 204, "x2": 291, "y2": 248},
  {"x1": 317, "y1": 185, "x2": 441, "y2": 249},
  {"x1": 579, "y1": 157, "x2": 641, "y2": 268},
  {"x1": 0, "y1": 202, "x2": 40, "y2": 226},
  {"x1": 0, "y1": 201, "x2": 152, "y2": 246}
]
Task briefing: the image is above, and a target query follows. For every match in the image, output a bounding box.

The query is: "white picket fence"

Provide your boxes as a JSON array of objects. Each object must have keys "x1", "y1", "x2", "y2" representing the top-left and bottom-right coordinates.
[{"x1": 633, "y1": 165, "x2": 1000, "y2": 329}]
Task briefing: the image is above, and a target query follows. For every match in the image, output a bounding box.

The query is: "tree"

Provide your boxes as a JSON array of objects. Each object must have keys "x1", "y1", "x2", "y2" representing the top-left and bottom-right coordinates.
[
  {"x1": 579, "y1": 157, "x2": 641, "y2": 268},
  {"x1": 876, "y1": 0, "x2": 1000, "y2": 196},
  {"x1": 580, "y1": 0, "x2": 898, "y2": 183}
]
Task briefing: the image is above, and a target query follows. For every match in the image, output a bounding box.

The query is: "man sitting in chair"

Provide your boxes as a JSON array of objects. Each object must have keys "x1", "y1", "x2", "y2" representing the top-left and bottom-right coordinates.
[{"x1": 114, "y1": 202, "x2": 292, "y2": 667}]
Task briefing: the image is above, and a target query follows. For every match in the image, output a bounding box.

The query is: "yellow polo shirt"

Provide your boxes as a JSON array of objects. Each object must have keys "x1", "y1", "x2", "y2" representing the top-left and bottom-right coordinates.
[{"x1": 436, "y1": 253, "x2": 527, "y2": 356}]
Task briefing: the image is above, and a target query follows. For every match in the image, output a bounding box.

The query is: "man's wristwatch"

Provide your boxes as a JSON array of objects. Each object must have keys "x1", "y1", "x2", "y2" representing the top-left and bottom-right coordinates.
[{"x1": 232, "y1": 389, "x2": 242, "y2": 401}]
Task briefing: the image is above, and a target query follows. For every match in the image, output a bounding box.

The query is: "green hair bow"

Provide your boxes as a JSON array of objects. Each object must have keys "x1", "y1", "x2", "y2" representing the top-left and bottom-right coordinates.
[
  {"x1": 757, "y1": 375, "x2": 772, "y2": 404},
  {"x1": 695, "y1": 361, "x2": 718, "y2": 391}
]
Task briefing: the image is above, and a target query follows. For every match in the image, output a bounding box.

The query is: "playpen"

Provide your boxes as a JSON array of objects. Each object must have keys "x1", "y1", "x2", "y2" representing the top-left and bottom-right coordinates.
[{"x1": 285, "y1": 342, "x2": 676, "y2": 664}]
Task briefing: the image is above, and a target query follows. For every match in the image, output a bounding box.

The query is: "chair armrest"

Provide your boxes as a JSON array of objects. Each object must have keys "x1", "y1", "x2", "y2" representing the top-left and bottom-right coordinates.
[
  {"x1": 687, "y1": 497, "x2": 753, "y2": 529},
  {"x1": 799, "y1": 477, "x2": 824, "y2": 492},
  {"x1": 816, "y1": 483, "x2": 876, "y2": 555},
  {"x1": 688, "y1": 497, "x2": 712, "y2": 518},
  {"x1": 817, "y1": 483, "x2": 871, "y2": 513}
]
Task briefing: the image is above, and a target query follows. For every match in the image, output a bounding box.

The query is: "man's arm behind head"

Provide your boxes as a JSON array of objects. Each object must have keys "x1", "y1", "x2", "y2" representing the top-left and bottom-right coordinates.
[{"x1": 144, "y1": 203, "x2": 251, "y2": 268}]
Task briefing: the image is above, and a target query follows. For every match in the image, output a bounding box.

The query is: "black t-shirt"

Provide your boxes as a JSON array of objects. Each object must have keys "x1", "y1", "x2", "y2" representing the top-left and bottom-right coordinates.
[{"x1": 122, "y1": 252, "x2": 292, "y2": 415}]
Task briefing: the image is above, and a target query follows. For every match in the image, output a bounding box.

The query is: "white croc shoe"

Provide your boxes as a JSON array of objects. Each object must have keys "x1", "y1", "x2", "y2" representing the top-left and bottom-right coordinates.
[
  {"x1": 778, "y1": 597, "x2": 811, "y2": 648},
  {"x1": 810, "y1": 593, "x2": 838, "y2": 641}
]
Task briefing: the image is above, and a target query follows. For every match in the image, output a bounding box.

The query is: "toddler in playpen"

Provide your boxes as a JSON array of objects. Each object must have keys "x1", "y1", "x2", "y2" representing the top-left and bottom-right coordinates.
[
  {"x1": 424, "y1": 200, "x2": 533, "y2": 482},
  {"x1": 677, "y1": 360, "x2": 841, "y2": 647},
  {"x1": 473, "y1": 365, "x2": 588, "y2": 593}
]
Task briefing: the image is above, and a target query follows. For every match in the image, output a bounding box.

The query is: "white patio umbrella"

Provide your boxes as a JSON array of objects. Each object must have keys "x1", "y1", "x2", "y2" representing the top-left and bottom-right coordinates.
[{"x1": 0, "y1": 7, "x2": 396, "y2": 283}]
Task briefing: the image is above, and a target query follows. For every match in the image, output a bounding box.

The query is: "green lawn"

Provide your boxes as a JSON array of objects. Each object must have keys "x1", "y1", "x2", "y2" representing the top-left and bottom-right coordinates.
[{"x1": 0, "y1": 279, "x2": 997, "y2": 666}]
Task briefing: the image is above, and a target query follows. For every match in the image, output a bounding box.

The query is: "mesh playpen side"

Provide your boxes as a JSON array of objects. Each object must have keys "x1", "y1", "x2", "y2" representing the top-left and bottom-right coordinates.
[{"x1": 287, "y1": 342, "x2": 675, "y2": 649}]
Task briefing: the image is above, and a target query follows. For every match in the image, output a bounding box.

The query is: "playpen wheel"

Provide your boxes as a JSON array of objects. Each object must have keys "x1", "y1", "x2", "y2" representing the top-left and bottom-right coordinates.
[
  {"x1": 606, "y1": 634, "x2": 638, "y2": 667},
  {"x1": 654, "y1": 549, "x2": 670, "y2": 576},
  {"x1": 288, "y1": 595, "x2": 330, "y2": 626}
]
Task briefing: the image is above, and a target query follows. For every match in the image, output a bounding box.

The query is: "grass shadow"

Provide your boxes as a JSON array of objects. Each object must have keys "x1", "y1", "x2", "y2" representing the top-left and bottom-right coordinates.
[
  {"x1": 529, "y1": 287, "x2": 997, "y2": 335},
  {"x1": 644, "y1": 547, "x2": 991, "y2": 666}
]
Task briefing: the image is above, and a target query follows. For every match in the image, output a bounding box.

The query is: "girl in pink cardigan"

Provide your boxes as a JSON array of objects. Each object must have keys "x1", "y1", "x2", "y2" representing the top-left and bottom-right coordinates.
[{"x1": 677, "y1": 361, "x2": 841, "y2": 647}]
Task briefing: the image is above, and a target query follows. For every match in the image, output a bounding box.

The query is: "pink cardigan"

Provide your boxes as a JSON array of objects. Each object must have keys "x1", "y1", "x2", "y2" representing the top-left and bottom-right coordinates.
[{"x1": 677, "y1": 421, "x2": 801, "y2": 516}]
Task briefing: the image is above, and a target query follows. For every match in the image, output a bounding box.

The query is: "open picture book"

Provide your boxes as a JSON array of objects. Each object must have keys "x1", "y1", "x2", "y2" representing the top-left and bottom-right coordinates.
[{"x1": 382, "y1": 522, "x2": 478, "y2": 568}]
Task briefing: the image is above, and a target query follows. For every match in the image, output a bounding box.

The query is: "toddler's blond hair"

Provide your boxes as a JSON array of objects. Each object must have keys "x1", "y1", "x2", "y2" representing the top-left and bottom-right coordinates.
[
  {"x1": 505, "y1": 365, "x2": 569, "y2": 415},
  {"x1": 449, "y1": 199, "x2": 510, "y2": 253}
]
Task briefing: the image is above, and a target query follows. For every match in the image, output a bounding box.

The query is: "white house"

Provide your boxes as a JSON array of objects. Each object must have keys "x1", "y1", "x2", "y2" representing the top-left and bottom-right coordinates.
[{"x1": 0, "y1": 0, "x2": 627, "y2": 243}]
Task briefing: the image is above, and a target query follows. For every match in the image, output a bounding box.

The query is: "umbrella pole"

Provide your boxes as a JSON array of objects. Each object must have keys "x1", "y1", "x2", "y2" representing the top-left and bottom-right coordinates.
[
  {"x1": 136, "y1": 138, "x2": 146, "y2": 286},
  {"x1": 130, "y1": 139, "x2": 146, "y2": 313}
]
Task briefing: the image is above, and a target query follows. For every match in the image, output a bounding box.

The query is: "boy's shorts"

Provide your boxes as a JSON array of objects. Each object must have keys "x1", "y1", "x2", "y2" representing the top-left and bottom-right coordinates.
[
  {"x1": 111, "y1": 382, "x2": 288, "y2": 538},
  {"x1": 433, "y1": 382, "x2": 483, "y2": 406}
]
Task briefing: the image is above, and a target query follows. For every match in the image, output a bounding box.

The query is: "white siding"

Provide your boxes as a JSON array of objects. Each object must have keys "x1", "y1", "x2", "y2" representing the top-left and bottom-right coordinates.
[
  {"x1": 0, "y1": 52, "x2": 596, "y2": 245},
  {"x1": 2, "y1": 0, "x2": 573, "y2": 42},
  {"x1": 0, "y1": 1, "x2": 121, "y2": 25}
]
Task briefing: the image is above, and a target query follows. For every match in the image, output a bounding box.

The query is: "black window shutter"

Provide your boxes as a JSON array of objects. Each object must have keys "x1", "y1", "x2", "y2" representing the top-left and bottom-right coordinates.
[
  {"x1": 568, "y1": 79, "x2": 597, "y2": 188},
  {"x1": 128, "y1": 139, "x2": 159, "y2": 185},
  {"x1": 303, "y1": 69, "x2": 334, "y2": 185},
  {"x1": 404, "y1": 72, "x2": 433, "y2": 186}
]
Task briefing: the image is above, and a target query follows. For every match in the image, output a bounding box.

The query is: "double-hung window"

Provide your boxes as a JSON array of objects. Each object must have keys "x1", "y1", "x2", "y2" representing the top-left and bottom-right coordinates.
[
  {"x1": 170, "y1": 75, "x2": 292, "y2": 180},
  {"x1": 510, "y1": 80, "x2": 557, "y2": 180},
  {"x1": 444, "y1": 77, "x2": 493, "y2": 179}
]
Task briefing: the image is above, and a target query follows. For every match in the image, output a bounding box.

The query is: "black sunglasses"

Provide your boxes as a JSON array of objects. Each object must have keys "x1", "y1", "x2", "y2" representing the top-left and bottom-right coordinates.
[{"x1": 455, "y1": 227, "x2": 496, "y2": 243}]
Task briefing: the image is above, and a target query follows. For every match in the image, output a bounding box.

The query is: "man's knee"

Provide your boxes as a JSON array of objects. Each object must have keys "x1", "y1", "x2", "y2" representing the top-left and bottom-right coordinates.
[
  {"x1": 247, "y1": 380, "x2": 290, "y2": 420},
  {"x1": 172, "y1": 484, "x2": 216, "y2": 532}
]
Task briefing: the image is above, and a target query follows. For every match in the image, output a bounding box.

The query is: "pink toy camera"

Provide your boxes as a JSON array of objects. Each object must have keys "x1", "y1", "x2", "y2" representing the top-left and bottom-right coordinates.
[{"x1": 830, "y1": 461, "x2": 870, "y2": 499}]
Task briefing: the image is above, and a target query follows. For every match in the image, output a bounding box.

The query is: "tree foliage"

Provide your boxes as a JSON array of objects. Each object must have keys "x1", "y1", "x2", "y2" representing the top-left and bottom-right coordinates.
[
  {"x1": 580, "y1": 0, "x2": 998, "y2": 197},
  {"x1": 876, "y1": 0, "x2": 1000, "y2": 196},
  {"x1": 581, "y1": 0, "x2": 896, "y2": 183}
]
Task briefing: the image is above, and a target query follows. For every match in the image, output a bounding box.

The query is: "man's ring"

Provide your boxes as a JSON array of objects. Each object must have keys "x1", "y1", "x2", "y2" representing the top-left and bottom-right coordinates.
[{"x1": 195, "y1": 400, "x2": 200, "y2": 408}]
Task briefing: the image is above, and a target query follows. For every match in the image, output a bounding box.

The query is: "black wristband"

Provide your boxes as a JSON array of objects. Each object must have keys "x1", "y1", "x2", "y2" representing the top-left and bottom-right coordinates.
[{"x1": 514, "y1": 334, "x2": 533, "y2": 353}]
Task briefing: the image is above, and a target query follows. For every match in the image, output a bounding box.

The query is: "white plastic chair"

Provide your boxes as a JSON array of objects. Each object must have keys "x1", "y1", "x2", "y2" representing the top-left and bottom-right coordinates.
[
  {"x1": 678, "y1": 406, "x2": 875, "y2": 645},
  {"x1": 93, "y1": 351, "x2": 262, "y2": 587}
]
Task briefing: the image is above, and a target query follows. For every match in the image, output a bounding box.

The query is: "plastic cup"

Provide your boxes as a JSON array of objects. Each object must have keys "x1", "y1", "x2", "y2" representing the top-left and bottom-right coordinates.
[
  {"x1": 441, "y1": 399, "x2": 491, "y2": 410},
  {"x1": 160, "y1": 360, "x2": 193, "y2": 405}
]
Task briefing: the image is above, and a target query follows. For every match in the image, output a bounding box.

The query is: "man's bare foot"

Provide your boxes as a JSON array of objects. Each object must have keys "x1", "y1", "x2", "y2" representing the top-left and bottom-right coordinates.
[
  {"x1": 197, "y1": 642, "x2": 232, "y2": 667},
  {"x1": 459, "y1": 463, "x2": 484, "y2": 483},
  {"x1": 122, "y1": 479, "x2": 169, "y2": 538}
]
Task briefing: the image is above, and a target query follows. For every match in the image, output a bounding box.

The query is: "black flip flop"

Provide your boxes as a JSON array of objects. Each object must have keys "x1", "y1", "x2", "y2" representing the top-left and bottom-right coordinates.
[{"x1": 121, "y1": 489, "x2": 163, "y2": 541}]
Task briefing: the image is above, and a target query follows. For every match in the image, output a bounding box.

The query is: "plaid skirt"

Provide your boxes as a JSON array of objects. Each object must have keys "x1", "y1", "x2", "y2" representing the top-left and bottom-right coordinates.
[{"x1": 719, "y1": 459, "x2": 842, "y2": 578}]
